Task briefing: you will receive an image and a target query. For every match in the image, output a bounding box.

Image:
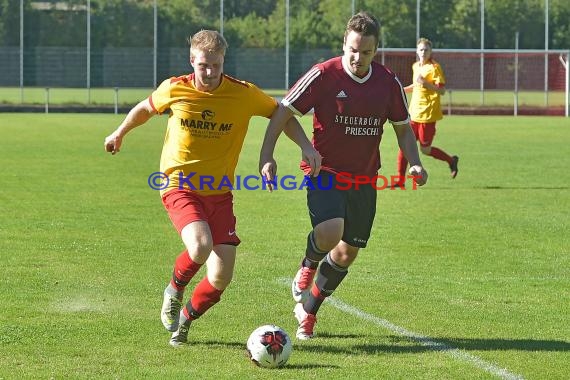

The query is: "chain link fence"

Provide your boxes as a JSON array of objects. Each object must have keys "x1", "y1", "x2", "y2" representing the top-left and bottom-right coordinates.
[{"x1": 0, "y1": 1, "x2": 568, "y2": 115}]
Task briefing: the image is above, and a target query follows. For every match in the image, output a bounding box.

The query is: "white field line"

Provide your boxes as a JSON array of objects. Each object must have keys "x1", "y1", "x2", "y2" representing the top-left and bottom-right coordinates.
[{"x1": 277, "y1": 278, "x2": 524, "y2": 380}]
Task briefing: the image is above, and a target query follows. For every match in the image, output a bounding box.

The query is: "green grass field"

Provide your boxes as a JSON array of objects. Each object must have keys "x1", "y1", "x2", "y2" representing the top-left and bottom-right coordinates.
[
  {"x1": 0, "y1": 87, "x2": 287, "y2": 106},
  {"x1": 0, "y1": 114, "x2": 568, "y2": 379},
  {"x1": 0, "y1": 87, "x2": 566, "y2": 109}
]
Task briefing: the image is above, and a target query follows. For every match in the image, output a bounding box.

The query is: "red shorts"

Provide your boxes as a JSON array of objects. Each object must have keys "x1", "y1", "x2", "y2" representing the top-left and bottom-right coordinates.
[
  {"x1": 162, "y1": 189, "x2": 240, "y2": 246},
  {"x1": 410, "y1": 121, "x2": 436, "y2": 147}
]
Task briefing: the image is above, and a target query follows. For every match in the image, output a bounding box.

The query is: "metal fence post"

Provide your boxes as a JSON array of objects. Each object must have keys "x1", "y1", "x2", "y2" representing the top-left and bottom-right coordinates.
[
  {"x1": 45, "y1": 88, "x2": 49, "y2": 114},
  {"x1": 114, "y1": 87, "x2": 119, "y2": 114}
]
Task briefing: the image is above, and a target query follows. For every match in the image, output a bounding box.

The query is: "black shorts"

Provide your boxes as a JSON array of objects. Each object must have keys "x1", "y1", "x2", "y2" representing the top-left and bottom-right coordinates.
[{"x1": 305, "y1": 172, "x2": 377, "y2": 248}]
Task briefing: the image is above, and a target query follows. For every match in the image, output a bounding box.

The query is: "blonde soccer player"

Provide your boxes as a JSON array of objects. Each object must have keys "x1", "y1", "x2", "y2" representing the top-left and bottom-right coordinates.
[
  {"x1": 104, "y1": 30, "x2": 319, "y2": 346},
  {"x1": 395, "y1": 37, "x2": 458, "y2": 188}
]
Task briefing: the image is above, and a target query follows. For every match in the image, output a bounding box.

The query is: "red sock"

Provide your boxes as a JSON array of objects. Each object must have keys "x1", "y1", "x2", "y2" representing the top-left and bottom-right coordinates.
[
  {"x1": 429, "y1": 147, "x2": 452, "y2": 164},
  {"x1": 396, "y1": 149, "x2": 408, "y2": 179},
  {"x1": 184, "y1": 277, "x2": 223, "y2": 320},
  {"x1": 170, "y1": 250, "x2": 202, "y2": 292}
]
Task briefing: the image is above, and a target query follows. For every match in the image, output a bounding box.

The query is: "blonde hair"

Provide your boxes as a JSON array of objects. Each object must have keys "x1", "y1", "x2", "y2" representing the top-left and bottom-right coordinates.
[
  {"x1": 417, "y1": 37, "x2": 432, "y2": 49},
  {"x1": 189, "y1": 30, "x2": 228, "y2": 57}
]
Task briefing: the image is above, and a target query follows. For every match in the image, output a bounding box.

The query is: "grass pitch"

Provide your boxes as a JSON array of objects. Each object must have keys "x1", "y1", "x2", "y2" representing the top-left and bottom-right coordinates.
[
  {"x1": 0, "y1": 87, "x2": 566, "y2": 109},
  {"x1": 0, "y1": 114, "x2": 568, "y2": 379}
]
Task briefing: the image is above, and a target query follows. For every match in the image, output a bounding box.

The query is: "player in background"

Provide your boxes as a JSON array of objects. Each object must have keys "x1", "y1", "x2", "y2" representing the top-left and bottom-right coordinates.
[
  {"x1": 395, "y1": 37, "x2": 458, "y2": 188},
  {"x1": 104, "y1": 30, "x2": 320, "y2": 347},
  {"x1": 259, "y1": 12, "x2": 427, "y2": 340}
]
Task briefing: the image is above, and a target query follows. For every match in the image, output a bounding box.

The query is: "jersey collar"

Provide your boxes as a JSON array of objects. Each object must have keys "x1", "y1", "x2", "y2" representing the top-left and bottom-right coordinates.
[{"x1": 341, "y1": 56, "x2": 372, "y2": 84}]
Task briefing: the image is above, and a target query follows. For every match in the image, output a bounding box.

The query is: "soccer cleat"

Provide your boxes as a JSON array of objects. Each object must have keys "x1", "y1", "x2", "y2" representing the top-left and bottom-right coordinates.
[
  {"x1": 450, "y1": 155, "x2": 459, "y2": 178},
  {"x1": 291, "y1": 266, "x2": 317, "y2": 303},
  {"x1": 161, "y1": 288, "x2": 183, "y2": 332},
  {"x1": 169, "y1": 320, "x2": 191, "y2": 347},
  {"x1": 294, "y1": 302, "x2": 317, "y2": 340}
]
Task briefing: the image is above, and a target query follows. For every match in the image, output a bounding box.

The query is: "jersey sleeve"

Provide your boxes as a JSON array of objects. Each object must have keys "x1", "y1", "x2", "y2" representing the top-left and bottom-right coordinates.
[
  {"x1": 247, "y1": 83, "x2": 278, "y2": 118},
  {"x1": 282, "y1": 65, "x2": 322, "y2": 116},
  {"x1": 432, "y1": 63, "x2": 446, "y2": 86},
  {"x1": 388, "y1": 76, "x2": 410, "y2": 125},
  {"x1": 149, "y1": 78, "x2": 174, "y2": 114}
]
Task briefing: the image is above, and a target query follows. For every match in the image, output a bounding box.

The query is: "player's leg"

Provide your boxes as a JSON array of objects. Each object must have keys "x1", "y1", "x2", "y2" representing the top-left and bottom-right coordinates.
[
  {"x1": 394, "y1": 121, "x2": 420, "y2": 188},
  {"x1": 161, "y1": 220, "x2": 212, "y2": 334},
  {"x1": 294, "y1": 242, "x2": 357, "y2": 340},
  {"x1": 168, "y1": 192, "x2": 240, "y2": 346},
  {"x1": 293, "y1": 218, "x2": 344, "y2": 301},
  {"x1": 418, "y1": 122, "x2": 459, "y2": 178},
  {"x1": 170, "y1": 193, "x2": 240, "y2": 346},
  {"x1": 295, "y1": 184, "x2": 375, "y2": 340},
  {"x1": 395, "y1": 149, "x2": 408, "y2": 188},
  {"x1": 161, "y1": 190, "x2": 212, "y2": 332},
  {"x1": 171, "y1": 244, "x2": 236, "y2": 346},
  {"x1": 292, "y1": 173, "x2": 345, "y2": 303}
]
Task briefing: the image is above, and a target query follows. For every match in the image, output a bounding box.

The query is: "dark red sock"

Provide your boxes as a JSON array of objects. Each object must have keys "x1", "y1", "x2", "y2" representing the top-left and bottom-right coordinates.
[
  {"x1": 396, "y1": 149, "x2": 408, "y2": 180},
  {"x1": 185, "y1": 277, "x2": 224, "y2": 320},
  {"x1": 170, "y1": 250, "x2": 202, "y2": 292},
  {"x1": 429, "y1": 147, "x2": 452, "y2": 164}
]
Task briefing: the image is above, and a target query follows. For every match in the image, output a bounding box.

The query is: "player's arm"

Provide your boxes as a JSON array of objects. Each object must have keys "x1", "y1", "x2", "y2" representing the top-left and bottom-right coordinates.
[
  {"x1": 259, "y1": 103, "x2": 321, "y2": 190},
  {"x1": 434, "y1": 83, "x2": 446, "y2": 95},
  {"x1": 419, "y1": 78, "x2": 445, "y2": 95},
  {"x1": 258, "y1": 104, "x2": 292, "y2": 191},
  {"x1": 104, "y1": 98, "x2": 157, "y2": 155},
  {"x1": 282, "y1": 117, "x2": 321, "y2": 177},
  {"x1": 393, "y1": 122, "x2": 428, "y2": 186},
  {"x1": 415, "y1": 75, "x2": 445, "y2": 95},
  {"x1": 259, "y1": 104, "x2": 291, "y2": 173}
]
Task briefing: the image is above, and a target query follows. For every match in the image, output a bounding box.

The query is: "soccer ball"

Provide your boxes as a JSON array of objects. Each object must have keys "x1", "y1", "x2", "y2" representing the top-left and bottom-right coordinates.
[{"x1": 246, "y1": 325, "x2": 293, "y2": 368}]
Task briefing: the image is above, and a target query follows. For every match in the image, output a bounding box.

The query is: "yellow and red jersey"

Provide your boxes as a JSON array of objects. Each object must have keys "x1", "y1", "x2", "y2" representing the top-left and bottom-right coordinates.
[
  {"x1": 408, "y1": 59, "x2": 446, "y2": 123},
  {"x1": 150, "y1": 73, "x2": 277, "y2": 196}
]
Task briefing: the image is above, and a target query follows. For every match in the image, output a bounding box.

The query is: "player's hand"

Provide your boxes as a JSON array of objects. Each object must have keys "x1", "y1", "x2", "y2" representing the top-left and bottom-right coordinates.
[
  {"x1": 259, "y1": 158, "x2": 277, "y2": 192},
  {"x1": 104, "y1": 131, "x2": 122, "y2": 155},
  {"x1": 302, "y1": 146, "x2": 322, "y2": 177},
  {"x1": 409, "y1": 165, "x2": 428, "y2": 186}
]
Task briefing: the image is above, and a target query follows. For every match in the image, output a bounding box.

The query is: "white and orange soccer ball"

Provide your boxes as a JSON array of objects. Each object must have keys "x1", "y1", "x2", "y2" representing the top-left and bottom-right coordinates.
[{"x1": 246, "y1": 324, "x2": 293, "y2": 368}]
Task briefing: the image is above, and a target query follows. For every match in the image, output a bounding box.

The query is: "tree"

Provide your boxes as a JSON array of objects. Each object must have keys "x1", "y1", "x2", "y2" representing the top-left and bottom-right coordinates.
[
  {"x1": 360, "y1": 0, "x2": 417, "y2": 48},
  {"x1": 0, "y1": 0, "x2": 22, "y2": 46},
  {"x1": 445, "y1": 0, "x2": 481, "y2": 49},
  {"x1": 223, "y1": 0, "x2": 275, "y2": 18},
  {"x1": 485, "y1": 0, "x2": 544, "y2": 49},
  {"x1": 550, "y1": 0, "x2": 570, "y2": 49}
]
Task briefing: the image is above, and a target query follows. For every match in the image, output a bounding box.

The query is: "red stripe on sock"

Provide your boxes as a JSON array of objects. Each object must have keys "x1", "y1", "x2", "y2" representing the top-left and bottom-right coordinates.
[
  {"x1": 311, "y1": 285, "x2": 326, "y2": 300},
  {"x1": 396, "y1": 149, "x2": 408, "y2": 179}
]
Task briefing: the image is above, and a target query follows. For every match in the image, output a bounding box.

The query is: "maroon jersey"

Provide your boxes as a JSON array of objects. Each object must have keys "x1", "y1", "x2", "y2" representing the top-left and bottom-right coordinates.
[{"x1": 283, "y1": 56, "x2": 409, "y2": 177}]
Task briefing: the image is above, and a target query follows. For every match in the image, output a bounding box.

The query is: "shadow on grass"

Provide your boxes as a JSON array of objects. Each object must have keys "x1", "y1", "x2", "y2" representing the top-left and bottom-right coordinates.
[
  {"x1": 350, "y1": 335, "x2": 570, "y2": 354},
  {"x1": 259, "y1": 363, "x2": 341, "y2": 370},
  {"x1": 294, "y1": 333, "x2": 570, "y2": 355},
  {"x1": 389, "y1": 335, "x2": 570, "y2": 352},
  {"x1": 189, "y1": 339, "x2": 341, "y2": 369},
  {"x1": 186, "y1": 335, "x2": 570, "y2": 358}
]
